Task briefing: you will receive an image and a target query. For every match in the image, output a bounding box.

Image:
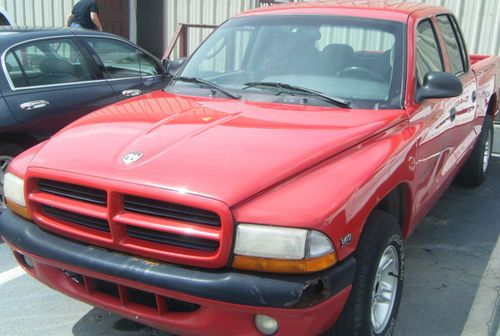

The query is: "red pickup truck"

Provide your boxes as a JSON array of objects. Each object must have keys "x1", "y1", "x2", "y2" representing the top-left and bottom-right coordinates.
[{"x1": 1, "y1": 2, "x2": 499, "y2": 336}]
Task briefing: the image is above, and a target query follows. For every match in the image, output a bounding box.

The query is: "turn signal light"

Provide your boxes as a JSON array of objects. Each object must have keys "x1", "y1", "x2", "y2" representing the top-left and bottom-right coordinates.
[
  {"x1": 232, "y1": 252, "x2": 337, "y2": 274},
  {"x1": 6, "y1": 198, "x2": 32, "y2": 220}
]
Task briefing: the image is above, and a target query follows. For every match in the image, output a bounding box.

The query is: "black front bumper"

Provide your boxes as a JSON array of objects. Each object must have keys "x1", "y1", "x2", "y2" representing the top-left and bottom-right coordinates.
[{"x1": 0, "y1": 209, "x2": 355, "y2": 308}]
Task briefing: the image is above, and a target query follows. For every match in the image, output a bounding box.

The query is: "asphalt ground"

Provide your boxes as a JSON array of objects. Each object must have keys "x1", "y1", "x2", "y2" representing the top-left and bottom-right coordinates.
[{"x1": 1, "y1": 126, "x2": 499, "y2": 336}]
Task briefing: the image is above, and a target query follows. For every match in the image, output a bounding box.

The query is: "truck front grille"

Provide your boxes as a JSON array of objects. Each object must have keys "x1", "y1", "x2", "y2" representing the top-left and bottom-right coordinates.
[{"x1": 29, "y1": 177, "x2": 231, "y2": 268}]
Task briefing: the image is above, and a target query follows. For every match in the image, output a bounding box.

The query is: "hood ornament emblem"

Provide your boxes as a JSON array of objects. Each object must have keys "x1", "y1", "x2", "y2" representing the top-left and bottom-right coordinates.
[{"x1": 122, "y1": 152, "x2": 144, "y2": 164}]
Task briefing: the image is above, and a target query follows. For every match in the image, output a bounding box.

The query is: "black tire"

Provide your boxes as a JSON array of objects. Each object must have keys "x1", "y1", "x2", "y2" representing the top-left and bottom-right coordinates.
[
  {"x1": 0, "y1": 142, "x2": 25, "y2": 210},
  {"x1": 330, "y1": 211, "x2": 404, "y2": 336},
  {"x1": 457, "y1": 114, "x2": 494, "y2": 187}
]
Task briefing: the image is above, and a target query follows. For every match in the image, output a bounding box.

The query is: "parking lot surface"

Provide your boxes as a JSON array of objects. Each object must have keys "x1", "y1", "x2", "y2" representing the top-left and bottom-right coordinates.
[{"x1": 1, "y1": 129, "x2": 499, "y2": 336}]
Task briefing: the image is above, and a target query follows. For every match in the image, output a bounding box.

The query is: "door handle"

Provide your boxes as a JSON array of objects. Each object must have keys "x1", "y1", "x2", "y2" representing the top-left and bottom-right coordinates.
[
  {"x1": 122, "y1": 89, "x2": 142, "y2": 97},
  {"x1": 20, "y1": 100, "x2": 49, "y2": 110},
  {"x1": 449, "y1": 107, "x2": 457, "y2": 122},
  {"x1": 471, "y1": 90, "x2": 477, "y2": 103}
]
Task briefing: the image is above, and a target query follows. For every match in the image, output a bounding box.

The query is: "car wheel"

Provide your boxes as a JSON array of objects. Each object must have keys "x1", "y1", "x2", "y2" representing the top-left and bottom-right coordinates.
[
  {"x1": 457, "y1": 114, "x2": 494, "y2": 187},
  {"x1": 0, "y1": 143, "x2": 24, "y2": 210},
  {"x1": 330, "y1": 211, "x2": 404, "y2": 336}
]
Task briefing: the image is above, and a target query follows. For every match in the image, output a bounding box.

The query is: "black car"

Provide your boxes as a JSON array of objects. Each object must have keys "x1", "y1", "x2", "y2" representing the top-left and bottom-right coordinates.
[{"x1": 0, "y1": 27, "x2": 170, "y2": 207}]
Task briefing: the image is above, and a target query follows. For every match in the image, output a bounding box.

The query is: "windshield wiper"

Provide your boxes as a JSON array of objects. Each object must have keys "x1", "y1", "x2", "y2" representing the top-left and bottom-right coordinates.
[
  {"x1": 243, "y1": 82, "x2": 351, "y2": 108},
  {"x1": 175, "y1": 76, "x2": 241, "y2": 100}
]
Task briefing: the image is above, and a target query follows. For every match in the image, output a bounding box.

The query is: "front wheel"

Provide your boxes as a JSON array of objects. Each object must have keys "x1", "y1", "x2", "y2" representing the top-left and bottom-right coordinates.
[{"x1": 330, "y1": 211, "x2": 404, "y2": 336}]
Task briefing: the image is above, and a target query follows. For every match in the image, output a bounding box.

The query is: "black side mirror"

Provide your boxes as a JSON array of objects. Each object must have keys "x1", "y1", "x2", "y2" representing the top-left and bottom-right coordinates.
[
  {"x1": 416, "y1": 72, "x2": 463, "y2": 103},
  {"x1": 162, "y1": 57, "x2": 186, "y2": 76}
]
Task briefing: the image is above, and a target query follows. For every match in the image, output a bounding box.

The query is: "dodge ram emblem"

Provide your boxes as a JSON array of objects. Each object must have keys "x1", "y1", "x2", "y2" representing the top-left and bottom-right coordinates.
[{"x1": 122, "y1": 152, "x2": 143, "y2": 164}]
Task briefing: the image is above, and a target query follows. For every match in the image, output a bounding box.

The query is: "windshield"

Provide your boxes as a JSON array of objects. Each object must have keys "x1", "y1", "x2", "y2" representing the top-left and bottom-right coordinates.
[{"x1": 168, "y1": 15, "x2": 405, "y2": 109}]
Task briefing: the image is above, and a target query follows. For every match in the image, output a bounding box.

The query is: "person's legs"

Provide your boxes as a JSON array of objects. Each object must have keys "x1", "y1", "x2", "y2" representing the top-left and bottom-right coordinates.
[{"x1": 70, "y1": 22, "x2": 83, "y2": 29}]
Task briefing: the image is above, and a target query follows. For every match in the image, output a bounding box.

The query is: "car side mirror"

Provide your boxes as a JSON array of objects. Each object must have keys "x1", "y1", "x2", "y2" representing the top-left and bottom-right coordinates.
[
  {"x1": 162, "y1": 57, "x2": 186, "y2": 76},
  {"x1": 416, "y1": 72, "x2": 463, "y2": 103}
]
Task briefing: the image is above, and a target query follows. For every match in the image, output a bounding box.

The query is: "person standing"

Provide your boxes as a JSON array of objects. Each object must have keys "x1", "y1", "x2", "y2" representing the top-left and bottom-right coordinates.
[{"x1": 67, "y1": 0, "x2": 103, "y2": 31}]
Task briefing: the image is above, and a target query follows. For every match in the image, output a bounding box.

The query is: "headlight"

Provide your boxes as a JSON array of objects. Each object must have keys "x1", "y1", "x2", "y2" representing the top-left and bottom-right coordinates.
[
  {"x1": 4, "y1": 172, "x2": 31, "y2": 219},
  {"x1": 232, "y1": 224, "x2": 337, "y2": 273}
]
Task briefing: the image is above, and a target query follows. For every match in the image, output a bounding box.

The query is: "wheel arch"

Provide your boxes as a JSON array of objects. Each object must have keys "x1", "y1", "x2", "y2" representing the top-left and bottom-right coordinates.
[
  {"x1": 487, "y1": 92, "x2": 498, "y2": 120},
  {"x1": 372, "y1": 183, "x2": 412, "y2": 238}
]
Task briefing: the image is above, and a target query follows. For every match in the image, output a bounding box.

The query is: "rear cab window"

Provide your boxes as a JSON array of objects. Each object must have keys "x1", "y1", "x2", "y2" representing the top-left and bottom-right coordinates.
[
  {"x1": 4, "y1": 38, "x2": 93, "y2": 89},
  {"x1": 435, "y1": 14, "x2": 468, "y2": 75}
]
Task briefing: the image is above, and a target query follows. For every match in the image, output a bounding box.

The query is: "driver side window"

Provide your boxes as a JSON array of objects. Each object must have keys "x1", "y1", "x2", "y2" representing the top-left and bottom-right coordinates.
[{"x1": 415, "y1": 20, "x2": 444, "y2": 86}]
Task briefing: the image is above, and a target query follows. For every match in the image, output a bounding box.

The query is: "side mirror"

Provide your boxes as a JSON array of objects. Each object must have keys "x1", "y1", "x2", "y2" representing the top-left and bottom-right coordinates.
[
  {"x1": 416, "y1": 72, "x2": 463, "y2": 103},
  {"x1": 162, "y1": 57, "x2": 186, "y2": 76}
]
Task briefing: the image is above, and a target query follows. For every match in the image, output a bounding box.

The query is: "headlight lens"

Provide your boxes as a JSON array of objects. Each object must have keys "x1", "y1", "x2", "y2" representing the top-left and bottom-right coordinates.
[
  {"x1": 234, "y1": 224, "x2": 308, "y2": 259},
  {"x1": 4, "y1": 172, "x2": 30, "y2": 220},
  {"x1": 4, "y1": 173, "x2": 26, "y2": 207},
  {"x1": 233, "y1": 224, "x2": 337, "y2": 273}
]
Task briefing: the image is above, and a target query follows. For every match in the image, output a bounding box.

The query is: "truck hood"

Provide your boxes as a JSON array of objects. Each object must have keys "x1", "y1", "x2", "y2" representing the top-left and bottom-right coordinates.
[{"x1": 30, "y1": 91, "x2": 406, "y2": 206}]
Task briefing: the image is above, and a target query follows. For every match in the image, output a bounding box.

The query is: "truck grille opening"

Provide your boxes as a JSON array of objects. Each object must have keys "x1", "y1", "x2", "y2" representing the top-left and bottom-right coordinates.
[
  {"x1": 166, "y1": 298, "x2": 200, "y2": 313},
  {"x1": 124, "y1": 195, "x2": 221, "y2": 227},
  {"x1": 89, "y1": 277, "x2": 200, "y2": 313},
  {"x1": 128, "y1": 287, "x2": 157, "y2": 308},
  {"x1": 39, "y1": 179, "x2": 107, "y2": 206},
  {"x1": 42, "y1": 205, "x2": 110, "y2": 232},
  {"x1": 126, "y1": 226, "x2": 219, "y2": 252},
  {"x1": 95, "y1": 279, "x2": 119, "y2": 298}
]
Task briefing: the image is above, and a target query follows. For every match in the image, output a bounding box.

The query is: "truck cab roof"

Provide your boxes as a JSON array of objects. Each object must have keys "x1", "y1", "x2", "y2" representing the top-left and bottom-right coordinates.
[{"x1": 238, "y1": 0, "x2": 451, "y2": 22}]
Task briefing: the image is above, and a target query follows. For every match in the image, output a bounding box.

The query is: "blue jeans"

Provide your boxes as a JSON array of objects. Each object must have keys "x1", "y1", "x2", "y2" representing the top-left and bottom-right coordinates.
[{"x1": 70, "y1": 23, "x2": 84, "y2": 29}]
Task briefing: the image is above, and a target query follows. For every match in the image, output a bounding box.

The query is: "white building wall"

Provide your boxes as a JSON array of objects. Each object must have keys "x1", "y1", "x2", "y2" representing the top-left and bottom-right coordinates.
[
  {"x1": 0, "y1": 0, "x2": 77, "y2": 27},
  {"x1": 164, "y1": 0, "x2": 255, "y2": 58},
  {"x1": 0, "y1": 0, "x2": 497, "y2": 56}
]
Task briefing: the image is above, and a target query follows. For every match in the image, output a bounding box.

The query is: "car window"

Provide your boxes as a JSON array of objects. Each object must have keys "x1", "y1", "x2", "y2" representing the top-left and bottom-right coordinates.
[
  {"x1": 415, "y1": 19, "x2": 443, "y2": 86},
  {"x1": 177, "y1": 16, "x2": 405, "y2": 109},
  {"x1": 316, "y1": 26, "x2": 395, "y2": 52},
  {"x1": 436, "y1": 14, "x2": 466, "y2": 75},
  {"x1": 198, "y1": 29, "x2": 253, "y2": 75},
  {"x1": 5, "y1": 38, "x2": 92, "y2": 88},
  {"x1": 449, "y1": 15, "x2": 469, "y2": 72},
  {"x1": 0, "y1": 14, "x2": 10, "y2": 26},
  {"x1": 84, "y1": 37, "x2": 161, "y2": 78}
]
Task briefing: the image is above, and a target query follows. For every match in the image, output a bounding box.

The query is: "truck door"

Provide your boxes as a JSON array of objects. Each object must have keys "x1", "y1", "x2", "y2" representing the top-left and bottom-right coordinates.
[
  {"x1": 411, "y1": 19, "x2": 459, "y2": 212},
  {"x1": 434, "y1": 14, "x2": 477, "y2": 164}
]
